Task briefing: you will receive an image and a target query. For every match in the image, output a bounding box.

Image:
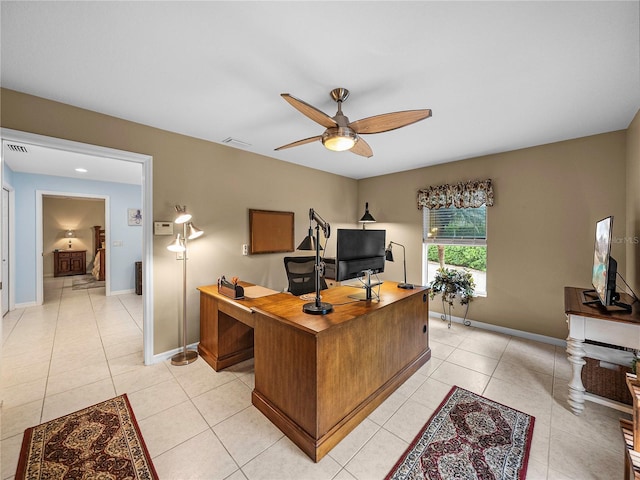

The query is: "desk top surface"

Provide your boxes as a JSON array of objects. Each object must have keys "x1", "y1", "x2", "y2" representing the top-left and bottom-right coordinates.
[
  {"x1": 198, "y1": 281, "x2": 429, "y2": 334},
  {"x1": 564, "y1": 286, "x2": 640, "y2": 324}
]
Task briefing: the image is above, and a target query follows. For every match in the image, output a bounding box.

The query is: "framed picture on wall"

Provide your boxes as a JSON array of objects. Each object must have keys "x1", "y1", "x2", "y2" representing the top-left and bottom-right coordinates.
[
  {"x1": 249, "y1": 209, "x2": 294, "y2": 254},
  {"x1": 128, "y1": 208, "x2": 142, "y2": 226}
]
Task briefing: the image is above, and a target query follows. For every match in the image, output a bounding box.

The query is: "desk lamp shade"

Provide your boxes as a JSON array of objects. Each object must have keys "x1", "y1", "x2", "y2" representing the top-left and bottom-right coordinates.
[
  {"x1": 297, "y1": 227, "x2": 322, "y2": 251},
  {"x1": 385, "y1": 247, "x2": 394, "y2": 262},
  {"x1": 359, "y1": 202, "x2": 376, "y2": 223}
]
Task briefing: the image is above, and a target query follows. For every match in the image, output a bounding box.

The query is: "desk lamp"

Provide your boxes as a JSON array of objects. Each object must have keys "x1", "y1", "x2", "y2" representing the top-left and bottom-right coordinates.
[
  {"x1": 297, "y1": 208, "x2": 333, "y2": 315},
  {"x1": 385, "y1": 241, "x2": 413, "y2": 289},
  {"x1": 167, "y1": 205, "x2": 204, "y2": 365}
]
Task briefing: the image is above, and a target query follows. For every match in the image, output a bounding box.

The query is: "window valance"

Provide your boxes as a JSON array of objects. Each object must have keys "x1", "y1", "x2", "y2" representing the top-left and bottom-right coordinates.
[{"x1": 417, "y1": 179, "x2": 494, "y2": 210}]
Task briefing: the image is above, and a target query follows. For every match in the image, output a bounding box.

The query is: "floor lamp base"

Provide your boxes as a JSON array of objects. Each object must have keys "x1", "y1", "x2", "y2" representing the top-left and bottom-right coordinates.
[{"x1": 171, "y1": 349, "x2": 198, "y2": 366}]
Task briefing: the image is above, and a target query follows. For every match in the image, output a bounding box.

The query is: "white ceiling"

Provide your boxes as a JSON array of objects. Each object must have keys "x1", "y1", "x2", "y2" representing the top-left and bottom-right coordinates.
[
  {"x1": 1, "y1": 1, "x2": 639, "y2": 181},
  {"x1": 2, "y1": 142, "x2": 142, "y2": 185}
]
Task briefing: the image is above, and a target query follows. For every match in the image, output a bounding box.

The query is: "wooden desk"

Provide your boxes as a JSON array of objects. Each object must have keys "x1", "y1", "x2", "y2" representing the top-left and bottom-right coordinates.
[
  {"x1": 564, "y1": 286, "x2": 640, "y2": 415},
  {"x1": 197, "y1": 282, "x2": 431, "y2": 462}
]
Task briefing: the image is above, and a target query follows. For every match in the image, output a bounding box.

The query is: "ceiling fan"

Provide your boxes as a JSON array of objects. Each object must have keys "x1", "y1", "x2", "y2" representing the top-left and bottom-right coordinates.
[{"x1": 275, "y1": 88, "x2": 432, "y2": 158}]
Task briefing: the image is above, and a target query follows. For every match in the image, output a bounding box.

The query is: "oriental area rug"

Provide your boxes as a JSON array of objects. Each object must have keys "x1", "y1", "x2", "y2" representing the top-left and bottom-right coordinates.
[
  {"x1": 16, "y1": 394, "x2": 158, "y2": 480},
  {"x1": 386, "y1": 386, "x2": 535, "y2": 480},
  {"x1": 72, "y1": 275, "x2": 105, "y2": 290}
]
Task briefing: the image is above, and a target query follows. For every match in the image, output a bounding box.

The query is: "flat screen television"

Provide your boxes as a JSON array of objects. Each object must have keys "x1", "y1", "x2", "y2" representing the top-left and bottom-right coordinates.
[
  {"x1": 583, "y1": 215, "x2": 630, "y2": 311},
  {"x1": 336, "y1": 229, "x2": 386, "y2": 300}
]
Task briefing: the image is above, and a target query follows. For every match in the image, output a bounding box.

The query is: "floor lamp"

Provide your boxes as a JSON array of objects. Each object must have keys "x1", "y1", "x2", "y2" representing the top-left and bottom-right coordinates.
[
  {"x1": 385, "y1": 241, "x2": 414, "y2": 289},
  {"x1": 298, "y1": 208, "x2": 333, "y2": 315},
  {"x1": 167, "y1": 205, "x2": 204, "y2": 365}
]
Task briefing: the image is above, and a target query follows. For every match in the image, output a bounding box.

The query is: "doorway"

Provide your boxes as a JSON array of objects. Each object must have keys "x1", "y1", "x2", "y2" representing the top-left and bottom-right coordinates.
[
  {"x1": 0, "y1": 128, "x2": 154, "y2": 364},
  {"x1": 2, "y1": 187, "x2": 11, "y2": 315},
  {"x1": 41, "y1": 194, "x2": 108, "y2": 297}
]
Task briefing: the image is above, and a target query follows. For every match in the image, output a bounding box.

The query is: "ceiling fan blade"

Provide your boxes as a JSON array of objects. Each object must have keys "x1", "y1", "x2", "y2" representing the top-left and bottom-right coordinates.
[
  {"x1": 350, "y1": 109, "x2": 432, "y2": 134},
  {"x1": 351, "y1": 137, "x2": 373, "y2": 158},
  {"x1": 281, "y1": 94, "x2": 338, "y2": 129},
  {"x1": 275, "y1": 135, "x2": 322, "y2": 151}
]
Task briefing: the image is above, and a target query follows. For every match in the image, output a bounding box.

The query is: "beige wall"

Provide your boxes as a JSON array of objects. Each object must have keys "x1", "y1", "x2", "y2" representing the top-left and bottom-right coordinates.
[
  {"x1": 1, "y1": 88, "x2": 357, "y2": 355},
  {"x1": 359, "y1": 131, "x2": 628, "y2": 339},
  {"x1": 42, "y1": 196, "x2": 105, "y2": 276},
  {"x1": 626, "y1": 109, "x2": 640, "y2": 294},
  {"x1": 2, "y1": 88, "x2": 636, "y2": 349}
]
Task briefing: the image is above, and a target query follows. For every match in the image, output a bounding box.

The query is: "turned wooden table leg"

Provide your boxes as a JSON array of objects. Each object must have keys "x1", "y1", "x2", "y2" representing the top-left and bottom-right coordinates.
[{"x1": 566, "y1": 335, "x2": 586, "y2": 415}]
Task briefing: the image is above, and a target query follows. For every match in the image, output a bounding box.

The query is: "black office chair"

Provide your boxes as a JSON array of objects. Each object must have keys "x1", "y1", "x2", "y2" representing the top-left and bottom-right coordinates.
[{"x1": 284, "y1": 256, "x2": 328, "y2": 296}]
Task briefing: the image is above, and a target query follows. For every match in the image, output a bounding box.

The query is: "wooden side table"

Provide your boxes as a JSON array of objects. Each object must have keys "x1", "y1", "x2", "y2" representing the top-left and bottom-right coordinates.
[{"x1": 53, "y1": 250, "x2": 86, "y2": 277}]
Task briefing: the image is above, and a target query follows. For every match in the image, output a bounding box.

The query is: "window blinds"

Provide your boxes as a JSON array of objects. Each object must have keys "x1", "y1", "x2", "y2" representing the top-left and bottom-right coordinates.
[{"x1": 423, "y1": 205, "x2": 487, "y2": 245}]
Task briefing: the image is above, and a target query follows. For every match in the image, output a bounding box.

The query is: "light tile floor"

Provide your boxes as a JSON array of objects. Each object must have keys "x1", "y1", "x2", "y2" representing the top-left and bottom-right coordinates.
[{"x1": 0, "y1": 277, "x2": 630, "y2": 479}]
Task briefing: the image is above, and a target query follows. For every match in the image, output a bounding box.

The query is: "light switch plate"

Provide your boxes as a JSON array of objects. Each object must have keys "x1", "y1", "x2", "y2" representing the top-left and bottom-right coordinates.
[{"x1": 154, "y1": 221, "x2": 174, "y2": 235}]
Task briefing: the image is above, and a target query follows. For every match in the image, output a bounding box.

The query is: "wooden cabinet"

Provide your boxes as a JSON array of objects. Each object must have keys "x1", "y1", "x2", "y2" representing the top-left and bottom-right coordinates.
[{"x1": 53, "y1": 250, "x2": 86, "y2": 277}]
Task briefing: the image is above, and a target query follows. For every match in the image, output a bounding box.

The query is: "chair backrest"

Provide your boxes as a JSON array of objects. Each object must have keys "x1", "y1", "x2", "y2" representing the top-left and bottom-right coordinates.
[{"x1": 284, "y1": 256, "x2": 328, "y2": 296}]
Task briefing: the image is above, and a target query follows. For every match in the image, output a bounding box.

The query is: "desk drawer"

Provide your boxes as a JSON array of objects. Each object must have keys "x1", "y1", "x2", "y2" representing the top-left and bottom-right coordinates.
[{"x1": 219, "y1": 300, "x2": 255, "y2": 328}]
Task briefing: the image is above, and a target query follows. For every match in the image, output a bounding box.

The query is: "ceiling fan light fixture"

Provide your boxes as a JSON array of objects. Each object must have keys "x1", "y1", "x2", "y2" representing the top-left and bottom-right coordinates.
[{"x1": 322, "y1": 127, "x2": 357, "y2": 152}]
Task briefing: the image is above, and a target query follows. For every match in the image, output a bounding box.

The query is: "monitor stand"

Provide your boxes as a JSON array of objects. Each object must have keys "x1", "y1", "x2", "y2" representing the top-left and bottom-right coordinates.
[{"x1": 348, "y1": 270, "x2": 383, "y2": 301}]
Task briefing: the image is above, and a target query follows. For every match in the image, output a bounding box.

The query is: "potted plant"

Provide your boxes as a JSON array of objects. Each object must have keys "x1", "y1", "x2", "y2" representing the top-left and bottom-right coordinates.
[{"x1": 429, "y1": 267, "x2": 475, "y2": 327}]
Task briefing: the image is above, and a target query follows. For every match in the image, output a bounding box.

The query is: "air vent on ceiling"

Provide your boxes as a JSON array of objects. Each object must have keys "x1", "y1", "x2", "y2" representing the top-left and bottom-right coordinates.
[
  {"x1": 7, "y1": 144, "x2": 29, "y2": 153},
  {"x1": 222, "y1": 137, "x2": 251, "y2": 148}
]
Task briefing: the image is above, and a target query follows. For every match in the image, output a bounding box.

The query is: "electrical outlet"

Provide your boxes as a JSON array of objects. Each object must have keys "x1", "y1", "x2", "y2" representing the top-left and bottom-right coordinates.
[{"x1": 242, "y1": 244, "x2": 248, "y2": 256}]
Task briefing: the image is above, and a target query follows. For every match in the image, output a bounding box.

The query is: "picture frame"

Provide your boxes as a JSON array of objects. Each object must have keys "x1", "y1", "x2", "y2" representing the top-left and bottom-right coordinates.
[
  {"x1": 128, "y1": 208, "x2": 142, "y2": 226},
  {"x1": 249, "y1": 209, "x2": 294, "y2": 254}
]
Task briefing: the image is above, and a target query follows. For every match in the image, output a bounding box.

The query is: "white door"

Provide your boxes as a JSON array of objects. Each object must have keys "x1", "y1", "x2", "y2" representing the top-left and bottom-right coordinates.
[{"x1": 2, "y1": 187, "x2": 9, "y2": 315}]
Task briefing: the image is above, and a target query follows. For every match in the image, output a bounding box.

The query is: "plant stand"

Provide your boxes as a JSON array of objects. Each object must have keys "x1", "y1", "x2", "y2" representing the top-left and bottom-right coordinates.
[{"x1": 440, "y1": 297, "x2": 471, "y2": 328}]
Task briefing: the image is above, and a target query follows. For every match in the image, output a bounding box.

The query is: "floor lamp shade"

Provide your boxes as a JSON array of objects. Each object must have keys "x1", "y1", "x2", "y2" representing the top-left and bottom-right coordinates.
[{"x1": 167, "y1": 206, "x2": 203, "y2": 365}]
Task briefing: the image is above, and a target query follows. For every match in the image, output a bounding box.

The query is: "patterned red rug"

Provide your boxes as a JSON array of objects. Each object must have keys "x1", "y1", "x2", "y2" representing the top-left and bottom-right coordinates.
[
  {"x1": 16, "y1": 394, "x2": 158, "y2": 480},
  {"x1": 386, "y1": 386, "x2": 535, "y2": 480}
]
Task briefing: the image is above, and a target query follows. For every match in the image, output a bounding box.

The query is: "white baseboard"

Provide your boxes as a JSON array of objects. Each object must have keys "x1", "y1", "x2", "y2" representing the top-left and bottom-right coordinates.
[
  {"x1": 14, "y1": 301, "x2": 37, "y2": 309},
  {"x1": 430, "y1": 310, "x2": 566, "y2": 347},
  {"x1": 111, "y1": 289, "x2": 135, "y2": 296}
]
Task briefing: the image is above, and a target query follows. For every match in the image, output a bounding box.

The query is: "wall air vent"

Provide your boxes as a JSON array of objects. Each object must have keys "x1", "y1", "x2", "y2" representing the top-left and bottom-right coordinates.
[
  {"x1": 222, "y1": 137, "x2": 251, "y2": 148},
  {"x1": 7, "y1": 144, "x2": 29, "y2": 153}
]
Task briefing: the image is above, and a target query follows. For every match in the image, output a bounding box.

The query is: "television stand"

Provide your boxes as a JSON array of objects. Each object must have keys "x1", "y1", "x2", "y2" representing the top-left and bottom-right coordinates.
[
  {"x1": 565, "y1": 286, "x2": 640, "y2": 415},
  {"x1": 581, "y1": 288, "x2": 632, "y2": 312}
]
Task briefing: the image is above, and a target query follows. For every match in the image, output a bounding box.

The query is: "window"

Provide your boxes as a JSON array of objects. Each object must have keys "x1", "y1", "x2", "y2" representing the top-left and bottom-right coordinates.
[{"x1": 422, "y1": 206, "x2": 487, "y2": 296}]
